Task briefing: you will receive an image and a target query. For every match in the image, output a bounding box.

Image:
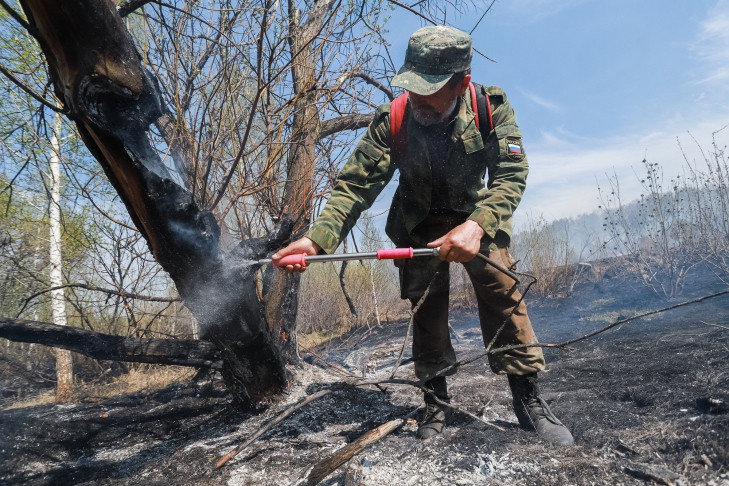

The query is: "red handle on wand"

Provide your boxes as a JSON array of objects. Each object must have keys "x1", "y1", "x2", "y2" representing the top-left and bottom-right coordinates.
[
  {"x1": 274, "y1": 253, "x2": 309, "y2": 268},
  {"x1": 376, "y1": 247, "x2": 413, "y2": 260}
]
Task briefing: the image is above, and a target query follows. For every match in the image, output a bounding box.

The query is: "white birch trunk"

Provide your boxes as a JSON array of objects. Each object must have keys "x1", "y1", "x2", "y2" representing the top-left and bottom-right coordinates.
[
  {"x1": 49, "y1": 112, "x2": 73, "y2": 402},
  {"x1": 369, "y1": 262, "x2": 381, "y2": 327}
]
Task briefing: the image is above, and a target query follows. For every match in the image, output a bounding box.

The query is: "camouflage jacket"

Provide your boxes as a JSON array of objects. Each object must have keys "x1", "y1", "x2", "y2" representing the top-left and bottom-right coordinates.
[{"x1": 305, "y1": 85, "x2": 528, "y2": 254}]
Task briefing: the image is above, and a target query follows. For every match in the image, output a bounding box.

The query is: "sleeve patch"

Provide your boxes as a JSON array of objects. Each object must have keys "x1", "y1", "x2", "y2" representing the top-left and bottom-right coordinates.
[{"x1": 506, "y1": 137, "x2": 524, "y2": 160}]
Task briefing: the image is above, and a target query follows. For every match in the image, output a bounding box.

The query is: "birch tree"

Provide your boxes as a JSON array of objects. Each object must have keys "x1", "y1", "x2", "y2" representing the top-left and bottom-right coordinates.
[{"x1": 48, "y1": 111, "x2": 73, "y2": 402}]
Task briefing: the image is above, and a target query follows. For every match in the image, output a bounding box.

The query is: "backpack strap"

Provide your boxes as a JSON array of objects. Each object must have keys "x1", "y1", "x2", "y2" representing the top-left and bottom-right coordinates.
[
  {"x1": 390, "y1": 82, "x2": 493, "y2": 157},
  {"x1": 468, "y1": 82, "x2": 480, "y2": 131},
  {"x1": 389, "y1": 92, "x2": 409, "y2": 158},
  {"x1": 471, "y1": 82, "x2": 493, "y2": 137}
]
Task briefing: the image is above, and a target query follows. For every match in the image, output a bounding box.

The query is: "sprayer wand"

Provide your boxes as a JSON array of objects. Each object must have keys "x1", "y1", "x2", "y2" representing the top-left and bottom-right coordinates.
[
  {"x1": 261, "y1": 246, "x2": 521, "y2": 283},
  {"x1": 260, "y1": 247, "x2": 440, "y2": 268}
]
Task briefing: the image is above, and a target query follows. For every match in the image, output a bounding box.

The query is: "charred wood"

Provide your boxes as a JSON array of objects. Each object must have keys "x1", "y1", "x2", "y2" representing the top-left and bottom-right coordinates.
[
  {"x1": 299, "y1": 407, "x2": 419, "y2": 486},
  {"x1": 0, "y1": 318, "x2": 221, "y2": 369},
  {"x1": 216, "y1": 389, "x2": 333, "y2": 468}
]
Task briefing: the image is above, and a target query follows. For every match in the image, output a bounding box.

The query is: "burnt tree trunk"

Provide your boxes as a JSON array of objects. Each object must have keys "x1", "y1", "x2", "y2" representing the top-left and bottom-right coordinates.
[{"x1": 18, "y1": 0, "x2": 291, "y2": 409}]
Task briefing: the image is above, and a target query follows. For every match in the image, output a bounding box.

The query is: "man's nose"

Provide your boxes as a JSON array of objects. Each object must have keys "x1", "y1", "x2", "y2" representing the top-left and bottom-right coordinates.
[{"x1": 410, "y1": 95, "x2": 432, "y2": 111}]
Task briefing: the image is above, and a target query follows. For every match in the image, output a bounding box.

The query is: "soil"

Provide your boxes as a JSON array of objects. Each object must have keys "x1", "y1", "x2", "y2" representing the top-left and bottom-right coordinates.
[{"x1": 1, "y1": 264, "x2": 728, "y2": 486}]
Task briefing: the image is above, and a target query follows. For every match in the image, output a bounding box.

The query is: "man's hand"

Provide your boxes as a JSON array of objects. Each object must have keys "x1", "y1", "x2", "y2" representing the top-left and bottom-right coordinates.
[
  {"x1": 427, "y1": 220, "x2": 485, "y2": 263},
  {"x1": 271, "y1": 237, "x2": 322, "y2": 273}
]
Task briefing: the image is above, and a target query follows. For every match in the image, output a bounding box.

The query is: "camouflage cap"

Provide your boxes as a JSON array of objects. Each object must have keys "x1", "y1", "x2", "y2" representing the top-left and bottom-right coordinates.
[{"x1": 391, "y1": 26, "x2": 473, "y2": 96}]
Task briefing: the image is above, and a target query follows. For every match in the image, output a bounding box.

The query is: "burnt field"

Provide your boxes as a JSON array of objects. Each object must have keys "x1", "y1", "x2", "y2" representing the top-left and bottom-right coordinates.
[{"x1": 1, "y1": 267, "x2": 728, "y2": 485}]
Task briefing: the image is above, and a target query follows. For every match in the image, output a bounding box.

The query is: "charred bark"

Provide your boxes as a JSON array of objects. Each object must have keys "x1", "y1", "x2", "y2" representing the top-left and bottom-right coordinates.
[
  {"x1": 17, "y1": 0, "x2": 292, "y2": 409},
  {"x1": 0, "y1": 318, "x2": 222, "y2": 369}
]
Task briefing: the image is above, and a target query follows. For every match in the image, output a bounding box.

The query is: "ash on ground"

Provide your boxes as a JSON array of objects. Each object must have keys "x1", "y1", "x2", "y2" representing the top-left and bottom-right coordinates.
[{"x1": 1, "y1": 266, "x2": 728, "y2": 485}]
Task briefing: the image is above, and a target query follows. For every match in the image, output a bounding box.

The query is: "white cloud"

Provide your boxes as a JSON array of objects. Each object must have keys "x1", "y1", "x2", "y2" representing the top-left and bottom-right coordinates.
[
  {"x1": 691, "y1": 0, "x2": 729, "y2": 87},
  {"x1": 520, "y1": 89, "x2": 564, "y2": 113}
]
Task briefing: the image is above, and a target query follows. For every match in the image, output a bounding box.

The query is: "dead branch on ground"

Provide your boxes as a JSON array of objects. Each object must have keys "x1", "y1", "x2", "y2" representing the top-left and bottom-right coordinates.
[
  {"x1": 295, "y1": 406, "x2": 420, "y2": 486},
  {"x1": 216, "y1": 389, "x2": 333, "y2": 469}
]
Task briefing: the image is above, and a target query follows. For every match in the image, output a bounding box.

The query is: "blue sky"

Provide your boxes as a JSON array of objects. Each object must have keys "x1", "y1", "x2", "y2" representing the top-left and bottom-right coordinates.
[{"x1": 368, "y1": 0, "x2": 729, "y2": 230}]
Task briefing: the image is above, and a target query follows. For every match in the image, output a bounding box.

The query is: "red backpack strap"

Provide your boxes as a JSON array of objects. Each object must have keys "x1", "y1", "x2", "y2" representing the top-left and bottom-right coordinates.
[
  {"x1": 468, "y1": 82, "x2": 480, "y2": 131},
  {"x1": 484, "y1": 87, "x2": 493, "y2": 132},
  {"x1": 471, "y1": 82, "x2": 493, "y2": 135},
  {"x1": 389, "y1": 92, "x2": 409, "y2": 158},
  {"x1": 390, "y1": 84, "x2": 493, "y2": 156}
]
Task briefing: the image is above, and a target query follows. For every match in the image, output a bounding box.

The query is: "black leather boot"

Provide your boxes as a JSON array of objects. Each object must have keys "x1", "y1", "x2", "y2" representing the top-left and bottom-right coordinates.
[
  {"x1": 508, "y1": 373, "x2": 574, "y2": 446},
  {"x1": 417, "y1": 376, "x2": 449, "y2": 439}
]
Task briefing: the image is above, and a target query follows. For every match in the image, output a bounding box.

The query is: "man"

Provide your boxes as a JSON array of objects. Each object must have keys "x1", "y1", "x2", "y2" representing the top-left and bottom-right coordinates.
[{"x1": 273, "y1": 26, "x2": 573, "y2": 446}]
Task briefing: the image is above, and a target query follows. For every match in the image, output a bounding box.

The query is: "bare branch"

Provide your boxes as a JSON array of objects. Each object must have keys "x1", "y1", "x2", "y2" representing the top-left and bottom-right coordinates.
[
  {"x1": 117, "y1": 0, "x2": 155, "y2": 17},
  {"x1": 0, "y1": 65, "x2": 65, "y2": 113},
  {"x1": 17, "y1": 283, "x2": 181, "y2": 319},
  {"x1": 299, "y1": 408, "x2": 419, "y2": 485},
  {"x1": 319, "y1": 114, "x2": 373, "y2": 140},
  {"x1": 469, "y1": 0, "x2": 496, "y2": 35},
  {"x1": 387, "y1": 0, "x2": 437, "y2": 25},
  {"x1": 0, "y1": 0, "x2": 31, "y2": 32},
  {"x1": 348, "y1": 71, "x2": 394, "y2": 100}
]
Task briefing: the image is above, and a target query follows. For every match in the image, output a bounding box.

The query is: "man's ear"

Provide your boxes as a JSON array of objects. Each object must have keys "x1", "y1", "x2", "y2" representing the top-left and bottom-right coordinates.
[{"x1": 457, "y1": 74, "x2": 472, "y2": 96}]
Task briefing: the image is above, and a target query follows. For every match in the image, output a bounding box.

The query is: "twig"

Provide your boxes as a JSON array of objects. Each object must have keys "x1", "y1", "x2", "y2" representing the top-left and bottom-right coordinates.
[
  {"x1": 300, "y1": 345, "x2": 357, "y2": 379},
  {"x1": 699, "y1": 321, "x2": 729, "y2": 331},
  {"x1": 17, "y1": 283, "x2": 181, "y2": 317},
  {"x1": 300, "y1": 345, "x2": 388, "y2": 394},
  {"x1": 559, "y1": 289, "x2": 729, "y2": 347},
  {"x1": 216, "y1": 389, "x2": 332, "y2": 469},
  {"x1": 387, "y1": 0, "x2": 436, "y2": 26},
  {"x1": 432, "y1": 395, "x2": 505, "y2": 432},
  {"x1": 469, "y1": 0, "x2": 496, "y2": 35},
  {"x1": 0, "y1": 0, "x2": 31, "y2": 32},
  {"x1": 389, "y1": 272, "x2": 439, "y2": 379},
  {"x1": 0, "y1": 65, "x2": 65, "y2": 114},
  {"x1": 296, "y1": 406, "x2": 420, "y2": 486}
]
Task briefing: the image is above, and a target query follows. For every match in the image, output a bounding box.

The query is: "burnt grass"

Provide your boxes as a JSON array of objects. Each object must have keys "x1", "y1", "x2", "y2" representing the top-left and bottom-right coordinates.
[{"x1": 1, "y1": 263, "x2": 728, "y2": 485}]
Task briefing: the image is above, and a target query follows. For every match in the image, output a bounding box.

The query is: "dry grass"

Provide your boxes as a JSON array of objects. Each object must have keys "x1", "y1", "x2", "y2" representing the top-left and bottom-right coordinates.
[
  {"x1": 2, "y1": 390, "x2": 57, "y2": 410},
  {"x1": 2, "y1": 366, "x2": 197, "y2": 410},
  {"x1": 298, "y1": 329, "x2": 343, "y2": 350}
]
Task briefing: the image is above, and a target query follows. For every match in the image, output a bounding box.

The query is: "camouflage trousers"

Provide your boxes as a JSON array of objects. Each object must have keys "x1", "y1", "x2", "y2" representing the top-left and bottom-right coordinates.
[{"x1": 396, "y1": 216, "x2": 546, "y2": 380}]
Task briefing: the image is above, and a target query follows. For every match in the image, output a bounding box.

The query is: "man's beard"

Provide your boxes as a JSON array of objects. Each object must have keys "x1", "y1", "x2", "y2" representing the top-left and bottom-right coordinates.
[{"x1": 411, "y1": 97, "x2": 459, "y2": 127}]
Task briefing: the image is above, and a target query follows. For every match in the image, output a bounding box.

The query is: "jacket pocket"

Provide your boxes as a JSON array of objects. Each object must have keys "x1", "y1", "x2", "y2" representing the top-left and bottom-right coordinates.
[{"x1": 462, "y1": 131, "x2": 484, "y2": 155}]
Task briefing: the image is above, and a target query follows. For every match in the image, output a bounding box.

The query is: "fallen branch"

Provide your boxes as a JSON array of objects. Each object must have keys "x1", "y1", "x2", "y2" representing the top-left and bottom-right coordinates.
[
  {"x1": 0, "y1": 317, "x2": 221, "y2": 369},
  {"x1": 296, "y1": 406, "x2": 420, "y2": 486},
  {"x1": 216, "y1": 389, "x2": 333, "y2": 468},
  {"x1": 300, "y1": 346, "x2": 357, "y2": 379}
]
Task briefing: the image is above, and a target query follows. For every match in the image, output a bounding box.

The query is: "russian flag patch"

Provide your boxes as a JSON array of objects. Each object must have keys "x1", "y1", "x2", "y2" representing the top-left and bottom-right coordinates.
[{"x1": 506, "y1": 137, "x2": 524, "y2": 159}]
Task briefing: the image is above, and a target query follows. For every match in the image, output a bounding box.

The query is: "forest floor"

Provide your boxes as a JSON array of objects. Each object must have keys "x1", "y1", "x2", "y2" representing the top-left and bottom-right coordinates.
[{"x1": 1, "y1": 262, "x2": 729, "y2": 485}]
